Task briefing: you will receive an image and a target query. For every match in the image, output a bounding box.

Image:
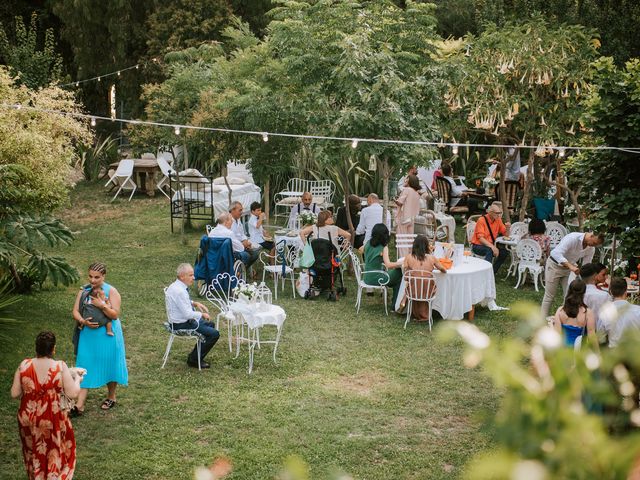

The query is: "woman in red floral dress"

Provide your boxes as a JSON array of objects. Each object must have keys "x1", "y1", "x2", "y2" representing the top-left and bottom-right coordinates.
[{"x1": 11, "y1": 332, "x2": 82, "y2": 480}]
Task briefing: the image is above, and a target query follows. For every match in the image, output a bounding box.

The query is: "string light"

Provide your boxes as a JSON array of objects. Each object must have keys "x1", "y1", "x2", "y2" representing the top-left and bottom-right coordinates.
[
  {"x1": 558, "y1": 147, "x2": 566, "y2": 158},
  {"x1": 351, "y1": 139, "x2": 359, "y2": 149},
  {"x1": 58, "y1": 63, "x2": 144, "y2": 88},
  {"x1": 97, "y1": 77, "x2": 101, "y2": 82},
  {"x1": 3, "y1": 103, "x2": 639, "y2": 155},
  {"x1": 262, "y1": 132, "x2": 269, "y2": 142},
  {"x1": 117, "y1": 71, "x2": 121, "y2": 77},
  {"x1": 452, "y1": 144, "x2": 459, "y2": 155},
  {"x1": 90, "y1": 117, "x2": 96, "y2": 127}
]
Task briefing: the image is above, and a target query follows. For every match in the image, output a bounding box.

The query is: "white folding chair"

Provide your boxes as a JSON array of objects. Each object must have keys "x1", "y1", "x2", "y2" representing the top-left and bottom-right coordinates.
[
  {"x1": 260, "y1": 243, "x2": 298, "y2": 300},
  {"x1": 161, "y1": 288, "x2": 205, "y2": 371},
  {"x1": 395, "y1": 233, "x2": 417, "y2": 258},
  {"x1": 105, "y1": 159, "x2": 137, "y2": 201},
  {"x1": 204, "y1": 273, "x2": 242, "y2": 353},
  {"x1": 514, "y1": 239, "x2": 543, "y2": 291},
  {"x1": 156, "y1": 156, "x2": 174, "y2": 199},
  {"x1": 505, "y1": 222, "x2": 529, "y2": 278},
  {"x1": 350, "y1": 250, "x2": 390, "y2": 315},
  {"x1": 545, "y1": 221, "x2": 568, "y2": 249},
  {"x1": 403, "y1": 271, "x2": 438, "y2": 331}
]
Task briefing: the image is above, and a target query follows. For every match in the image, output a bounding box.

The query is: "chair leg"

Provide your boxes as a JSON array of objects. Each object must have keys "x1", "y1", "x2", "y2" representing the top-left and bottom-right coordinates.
[
  {"x1": 161, "y1": 335, "x2": 175, "y2": 368},
  {"x1": 128, "y1": 182, "x2": 136, "y2": 201},
  {"x1": 428, "y1": 301, "x2": 433, "y2": 332},
  {"x1": 514, "y1": 269, "x2": 523, "y2": 289},
  {"x1": 228, "y1": 318, "x2": 233, "y2": 353},
  {"x1": 112, "y1": 182, "x2": 126, "y2": 202},
  {"x1": 273, "y1": 325, "x2": 283, "y2": 363},
  {"x1": 404, "y1": 300, "x2": 411, "y2": 329},
  {"x1": 273, "y1": 272, "x2": 278, "y2": 300},
  {"x1": 533, "y1": 269, "x2": 540, "y2": 292},
  {"x1": 290, "y1": 271, "x2": 296, "y2": 298},
  {"x1": 356, "y1": 286, "x2": 362, "y2": 313},
  {"x1": 383, "y1": 288, "x2": 388, "y2": 316},
  {"x1": 196, "y1": 340, "x2": 202, "y2": 371}
]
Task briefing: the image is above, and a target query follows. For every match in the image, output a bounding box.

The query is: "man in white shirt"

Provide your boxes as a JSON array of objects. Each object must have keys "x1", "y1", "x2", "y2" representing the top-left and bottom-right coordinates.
[
  {"x1": 288, "y1": 191, "x2": 321, "y2": 230},
  {"x1": 580, "y1": 262, "x2": 611, "y2": 339},
  {"x1": 208, "y1": 212, "x2": 248, "y2": 263},
  {"x1": 165, "y1": 263, "x2": 219, "y2": 368},
  {"x1": 541, "y1": 231, "x2": 605, "y2": 318},
  {"x1": 602, "y1": 277, "x2": 640, "y2": 348},
  {"x1": 248, "y1": 201, "x2": 275, "y2": 251},
  {"x1": 229, "y1": 201, "x2": 259, "y2": 268},
  {"x1": 441, "y1": 163, "x2": 471, "y2": 208},
  {"x1": 356, "y1": 193, "x2": 391, "y2": 244}
]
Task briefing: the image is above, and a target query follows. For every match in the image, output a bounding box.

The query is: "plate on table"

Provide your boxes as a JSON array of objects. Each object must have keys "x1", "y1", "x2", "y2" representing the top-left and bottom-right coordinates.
[
  {"x1": 286, "y1": 231, "x2": 299, "y2": 237},
  {"x1": 275, "y1": 229, "x2": 287, "y2": 235}
]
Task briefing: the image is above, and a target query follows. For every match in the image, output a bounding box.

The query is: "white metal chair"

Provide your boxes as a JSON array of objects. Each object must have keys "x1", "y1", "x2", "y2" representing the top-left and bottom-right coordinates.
[
  {"x1": 161, "y1": 287, "x2": 205, "y2": 371},
  {"x1": 105, "y1": 159, "x2": 137, "y2": 201},
  {"x1": 204, "y1": 273, "x2": 243, "y2": 353},
  {"x1": 260, "y1": 244, "x2": 298, "y2": 299},
  {"x1": 395, "y1": 233, "x2": 417, "y2": 258},
  {"x1": 274, "y1": 178, "x2": 309, "y2": 223},
  {"x1": 309, "y1": 179, "x2": 335, "y2": 210},
  {"x1": 505, "y1": 222, "x2": 529, "y2": 278},
  {"x1": 156, "y1": 156, "x2": 174, "y2": 199},
  {"x1": 545, "y1": 221, "x2": 568, "y2": 249},
  {"x1": 350, "y1": 250, "x2": 390, "y2": 315},
  {"x1": 514, "y1": 239, "x2": 543, "y2": 291},
  {"x1": 403, "y1": 270, "x2": 438, "y2": 331}
]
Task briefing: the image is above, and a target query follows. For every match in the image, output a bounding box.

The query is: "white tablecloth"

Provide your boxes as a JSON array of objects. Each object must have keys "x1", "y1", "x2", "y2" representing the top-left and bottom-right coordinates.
[
  {"x1": 395, "y1": 257, "x2": 496, "y2": 320},
  {"x1": 274, "y1": 233, "x2": 304, "y2": 251},
  {"x1": 414, "y1": 213, "x2": 456, "y2": 242},
  {"x1": 172, "y1": 182, "x2": 261, "y2": 216},
  {"x1": 229, "y1": 302, "x2": 286, "y2": 329}
]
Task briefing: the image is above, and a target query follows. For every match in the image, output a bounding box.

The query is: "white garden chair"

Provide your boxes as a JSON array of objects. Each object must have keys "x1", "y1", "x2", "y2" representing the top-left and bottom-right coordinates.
[
  {"x1": 204, "y1": 273, "x2": 243, "y2": 352},
  {"x1": 505, "y1": 222, "x2": 529, "y2": 278},
  {"x1": 273, "y1": 178, "x2": 309, "y2": 223},
  {"x1": 395, "y1": 233, "x2": 417, "y2": 258},
  {"x1": 161, "y1": 287, "x2": 205, "y2": 371},
  {"x1": 514, "y1": 239, "x2": 543, "y2": 291},
  {"x1": 105, "y1": 159, "x2": 137, "y2": 201},
  {"x1": 260, "y1": 243, "x2": 298, "y2": 299},
  {"x1": 156, "y1": 156, "x2": 174, "y2": 199},
  {"x1": 350, "y1": 250, "x2": 390, "y2": 315},
  {"x1": 309, "y1": 179, "x2": 335, "y2": 210},
  {"x1": 403, "y1": 270, "x2": 438, "y2": 331},
  {"x1": 545, "y1": 221, "x2": 568, "y2": 249}
]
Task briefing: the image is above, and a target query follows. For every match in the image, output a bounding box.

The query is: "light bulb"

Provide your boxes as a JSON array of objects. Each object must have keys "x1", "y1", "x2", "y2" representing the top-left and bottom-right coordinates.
[
  {"x1": 75, "y1": 82, "x2": 79, "y2": 87},
  {"x1": 452, "y1": 144, "x2": 459, "y2": 155},
  {"x1": 351, "y1": 139, "x2": 358, "y2": 149},
  {"x1": 90, "y1": 117, "x2": 96, "y2": 127},
  {"x1": 558, "y1": 147, "x2": 566, "y2": 158},
  {"x1": 117, "y1": 71, "x2": 121, "y2": 77},
  {"x1": 262, "y1": 132, "x2": 269, "y2": 142},
  {"x1": 97, "y1": 77, "x2": 101, "y2": 82},
  {"x1": 174, "y1": 126, "x2": 181, "y2": 135},
  {"x1": 135, "y1": 65, "x2": 139, "y2": 70}
]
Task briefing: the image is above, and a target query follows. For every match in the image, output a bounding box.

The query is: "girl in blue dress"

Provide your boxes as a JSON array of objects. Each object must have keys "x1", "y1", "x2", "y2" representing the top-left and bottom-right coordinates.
[
  {"x1": 552, "y1": 279, "x2": 598, "y2": 349},
  {"x1": 71, "y1": 262, "x2": 128, "y2": 415}
]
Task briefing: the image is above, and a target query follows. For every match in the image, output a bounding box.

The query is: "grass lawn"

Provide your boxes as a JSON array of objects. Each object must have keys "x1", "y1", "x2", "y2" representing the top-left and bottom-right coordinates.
[{"x1": 0, "y1": 182, "x2": 548, "y2": 479}]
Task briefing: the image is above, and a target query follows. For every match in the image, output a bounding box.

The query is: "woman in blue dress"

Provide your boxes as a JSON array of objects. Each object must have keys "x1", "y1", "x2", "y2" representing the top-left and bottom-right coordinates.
[
  {"x1": 552, "y1": 279, "x2": 598, "y2": 349},
  {"x1": 71, "y1": 262, "x2": 128, "y2": 415}
]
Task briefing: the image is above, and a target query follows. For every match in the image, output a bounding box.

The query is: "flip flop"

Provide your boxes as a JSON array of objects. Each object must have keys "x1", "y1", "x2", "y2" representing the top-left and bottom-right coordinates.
[{"x1": 101, "y1": 398, "x2": 116, "y2": 410}]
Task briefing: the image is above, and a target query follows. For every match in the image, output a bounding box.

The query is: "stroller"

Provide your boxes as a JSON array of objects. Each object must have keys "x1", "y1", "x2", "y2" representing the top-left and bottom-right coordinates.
[{"x1": 304, "y1": 235, "x2": 346, "y2": 301}]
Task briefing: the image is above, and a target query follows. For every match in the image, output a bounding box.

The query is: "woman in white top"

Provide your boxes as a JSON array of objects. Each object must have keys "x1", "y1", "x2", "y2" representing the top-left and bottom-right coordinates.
[{"x1": 300, "y1": 210, "x2": 351, "y2": 252}]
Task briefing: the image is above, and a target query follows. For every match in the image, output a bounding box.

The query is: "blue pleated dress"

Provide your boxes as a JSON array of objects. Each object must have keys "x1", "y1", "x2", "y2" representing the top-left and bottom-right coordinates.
[{"x1": 76, "y1": 283, "x2": 128, "y2": 388}]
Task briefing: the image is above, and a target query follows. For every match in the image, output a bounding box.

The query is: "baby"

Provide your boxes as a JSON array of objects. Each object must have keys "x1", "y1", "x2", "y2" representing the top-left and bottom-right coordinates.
[{"x1": 79, "y1": 285, "x2": 114, "y2": 336}]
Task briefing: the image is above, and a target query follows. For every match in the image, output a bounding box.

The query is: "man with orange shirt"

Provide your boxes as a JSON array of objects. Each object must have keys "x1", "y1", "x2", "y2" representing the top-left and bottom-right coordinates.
[{"x1": 471, "y1": 202, "x2": 511, "y2": 274}]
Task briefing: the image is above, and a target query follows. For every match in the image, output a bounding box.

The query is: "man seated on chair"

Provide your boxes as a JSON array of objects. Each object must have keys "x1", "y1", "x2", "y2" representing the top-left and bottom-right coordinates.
[
  {"x1": 208, "y1": 212, "x2": 249, "y2": 265},
  {"x1": 441, "y1": 163, "x2": 481, "y2": 214},
  {"x1": 229, "y1": 201, "x2": 260, "y2": 269},
  {"x1": 248, "y1": 202, "x2": 275, "y2": 252},
  {"x1": 470, "y1": 201, "x2": 511, "y2": 274},
  {"x1": 165, "y1": 263, "x2": 220, "y2": 368},
  {"x1": 602, "y1": 277, "x2": 640, "y2": 348},
  {"x1": 288, "y1": 191, "x2": 321, "y2": 230},
  {"x1": 579, "y1": 262, "x2": 611, "y2": 343},
  {"x1": 356, "y1": 193, "x2": 391, "y2": 245}
]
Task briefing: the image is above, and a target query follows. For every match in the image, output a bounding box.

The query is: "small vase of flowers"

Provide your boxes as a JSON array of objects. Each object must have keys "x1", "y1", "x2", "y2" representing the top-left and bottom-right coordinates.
[{"x1": 298, "y1": 211, "x2": 318, "y2": 227}]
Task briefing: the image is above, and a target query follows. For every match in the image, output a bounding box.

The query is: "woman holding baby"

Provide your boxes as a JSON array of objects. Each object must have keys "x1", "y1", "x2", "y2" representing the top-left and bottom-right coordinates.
[
  {"x1": 72, "y1": 262, "x2": 128, "y2": 416},
  {"x1": 11, "y1": 331, "x2": 82, "y2": 480}
]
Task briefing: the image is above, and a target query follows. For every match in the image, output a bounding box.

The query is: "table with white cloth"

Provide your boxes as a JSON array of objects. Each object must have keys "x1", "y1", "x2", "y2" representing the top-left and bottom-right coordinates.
[
  {"x1": 228, "y1": 301, "x2": 286, "y2": 373},
  {"x1": 414, "y1": 212, "x2": 456, "y2": 242},
  {"x1": 394, "y1": 257, "x2": 497, "y2": 321},
  {"x1": 274, "y1": 233, "x2": 304, "y2": 251},
  {"x1": 172, "y1": 182, "x2": 261, "y2": 217}
]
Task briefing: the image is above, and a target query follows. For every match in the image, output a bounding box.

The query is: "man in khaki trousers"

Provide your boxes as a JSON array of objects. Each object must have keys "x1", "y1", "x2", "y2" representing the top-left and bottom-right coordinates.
[{"x1": 541, "y1": 231, "x2": 605, "y2": 319}]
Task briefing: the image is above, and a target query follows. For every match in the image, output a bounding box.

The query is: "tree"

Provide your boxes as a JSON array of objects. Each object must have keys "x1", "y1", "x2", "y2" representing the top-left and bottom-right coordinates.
[
  {"x1": 567, "y1": 57, "x2": 640, "y2": 261},
  {"x1": 0, "y1": 12, "x2": 64, "y2": 89},
  {"x1": 443, "y1": 18, "x2": 599, "y2": 220}
]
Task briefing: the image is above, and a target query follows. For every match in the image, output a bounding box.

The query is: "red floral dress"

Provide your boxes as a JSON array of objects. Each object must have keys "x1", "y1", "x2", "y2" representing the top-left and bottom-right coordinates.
[{"x1": 17, "y1": 359, "x2": 76, "y2": 480}]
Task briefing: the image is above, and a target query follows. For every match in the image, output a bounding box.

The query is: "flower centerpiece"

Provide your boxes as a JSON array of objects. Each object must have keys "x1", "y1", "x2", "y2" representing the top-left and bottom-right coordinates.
[
  {"x1": 612, "y1": 259, "x2": 629, "y2": 277},
  {"x1": 233, "y1": 282, "x2": 258, "y2": 304},
  {"x1": 483, "y1": 176, "x2": 499, "y2": 195},
  {"x1": 298, "y1": 210, "x2": 317, "y2": 227}
]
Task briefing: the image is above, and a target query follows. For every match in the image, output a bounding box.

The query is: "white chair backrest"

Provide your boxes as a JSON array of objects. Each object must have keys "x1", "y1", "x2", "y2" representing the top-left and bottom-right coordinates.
[
  {"x1": 545, "y1": 221, "x2": 567, "y2": 248},
  {"x1": 310, "y1": 180, "x2": 334, "y2": 202},
  {"x1": 403, "y1": 271, "x2": 437, "y2": 302},
  {"x1": 205, "y1": 224, "x2": 213, "y2": 235},
  {"x1": 114, "y1": 159, "x2": 134, "y2": 177},
  {"x1": 157, "y1": 156, "x2": 173, "y2": 176},
  {"x1": 396, "y1": 234, "x2": 417, "y2": 255},
  {"x1": 286, "y1": 178, "x2": 309, "y2": 194},
  {"x1": 516, "y1": 238, "x2": 542, "y2": 265},
  {"x1": 466, "y1": 220, "x2": 476, "y2": 244},
  {"x1": 349, "y1": 251, "x2": 363, "y2": 283},
  {"x1": 205, "y1": 273, "x2": 243, "y2": 312},
  {"x1": 510, "y1": 222, "x2": 528, "y2": 239}
]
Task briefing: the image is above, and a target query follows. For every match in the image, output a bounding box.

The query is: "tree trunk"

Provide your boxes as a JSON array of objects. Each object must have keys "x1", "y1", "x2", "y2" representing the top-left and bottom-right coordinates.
[
  {"x1": 222, "y1": 165, "x2": 232, "y2": 207},
  {"x1": 175, "y1": 168, "x2": 186, "y2": 245},
  {"x1": 498, "y1": 153, "x2": 507, "y2": 222},
  {"x1": 264, "y1": 179, "x2": 270, "y2": 223},
  {"x1": 519, "y1": 142, "x2": 536, "y2": 222},
  {"x1": 381, "y1": 157, "x2": 390, "y2": 226},
  {"x1": 182, "y1": 141, "x2": 189, "y2": 170},
  {"x1": 344, "y1": 160, "x2": 355, "y2": 236}
]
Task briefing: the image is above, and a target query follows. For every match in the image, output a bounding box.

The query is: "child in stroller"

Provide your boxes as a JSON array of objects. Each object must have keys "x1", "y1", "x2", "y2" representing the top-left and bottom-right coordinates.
[{"x1": 304, "y1": 237, "x2": 346, "y2": 301}]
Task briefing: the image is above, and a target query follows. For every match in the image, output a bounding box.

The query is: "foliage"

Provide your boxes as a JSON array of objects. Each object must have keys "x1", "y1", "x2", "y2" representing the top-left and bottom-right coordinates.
[
  {"x1": 0, "y1": 68, "x2": 93, "y2": 211},
  {"x1": 0, "y1": 12, "x2": 64, "y2": 89},
  {"x1": 441, "y1": 304, "x2": 640, "y2": 479},
  {"x1": 0, "y1": 164, "x2": 79, "y2": 292},
  {"x1": 433, "y1": 0, "x2": 478, "y2": 39},
  {"x1": 567, "y1": 57, "x2": 640, "y2": 259},
  {"x1": 77, "y1": 135, "x2": 119, "y2": 182},
  {"x1": 0, "y1": 278, "x2": 20, "y2": 341},
  {"x1": 146, "y1": 0, "x2": 234, "y2": 57}
]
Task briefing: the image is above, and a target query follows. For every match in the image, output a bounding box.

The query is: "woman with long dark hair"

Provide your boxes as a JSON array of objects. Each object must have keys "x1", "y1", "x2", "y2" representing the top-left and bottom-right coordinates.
[
  {"x1": 358, "y1": 223, "x2": 403, "y2": 308},
  {"x1": 552, "y1": 279, "x2": 598, "y2": 348}
]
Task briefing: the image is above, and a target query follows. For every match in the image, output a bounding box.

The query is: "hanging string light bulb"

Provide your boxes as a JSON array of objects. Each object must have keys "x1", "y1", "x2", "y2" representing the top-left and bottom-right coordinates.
[
  {"x1": 368, "y1": 154, "x2": 377, "y2": 171},
  {"x1": 558, "y1": 147, "x2": 566, "y2": 158},
  {"x1": 117, "y1": 71, "x2": 121, "y2": 77},
  {"x1": 452, "y1": 144, "x2": 459, "y2": 155},
  {"x1": 90, "y1": 117, "x2": 96, "y2": 127},
  {"x1": 351, "y1": 139, "x2": 359, "y2": 149},
  {"x1": 97, "y1": 77, "x2": 101, "y2": 82},
  {"x1": 174, "y1": 126, "x2": 180, "y2": 135},
  {"x1": 262, "y1": 132, "x2": 269, "y2": 142}
]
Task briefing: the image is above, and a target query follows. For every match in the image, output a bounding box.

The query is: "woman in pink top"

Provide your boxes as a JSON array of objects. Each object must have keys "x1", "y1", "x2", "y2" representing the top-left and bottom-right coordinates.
[{"x1": 395, "y1": 174, "x2": 422, "y2": 242}]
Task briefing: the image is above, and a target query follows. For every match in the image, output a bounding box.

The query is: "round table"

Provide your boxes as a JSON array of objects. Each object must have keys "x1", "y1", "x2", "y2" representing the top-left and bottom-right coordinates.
[
  {"x1": 395, "y1": 257, "x2": 496, "y2": 320},
  {"x1": 274, "y1": 233, "x2": 304, "y2": 251}
]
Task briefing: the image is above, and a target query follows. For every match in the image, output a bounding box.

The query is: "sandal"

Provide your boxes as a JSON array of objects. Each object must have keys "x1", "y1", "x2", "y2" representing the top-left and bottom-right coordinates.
[
  {"x1": 101, "y1": 398, "x2": 116, "y2": 410},
  {"x1": 69, "y1": 406, "x2": 83, "y2": 418}
]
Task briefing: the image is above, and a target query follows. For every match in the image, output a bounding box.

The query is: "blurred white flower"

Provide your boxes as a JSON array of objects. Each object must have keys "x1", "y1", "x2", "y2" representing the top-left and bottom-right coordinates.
[
  {"x1": 463, "y1": 350, "x2": 482, "y2": 368},
  {"x1": 620, "y1": 381, "x2": 635, "y2": 397},
  {"x1": 511, "y1": 460, "x2": 548, "y2": 480},
  {"x1": 613, "y1": 364, "x2": 630, "y2": 382},
  {"x1": 456, "y1": 322, "x2": 490, "y2": 349},
  {"x1": 599, "y1": 302, "x2": 619, "y2": 326},
  {"x1": 631, "y1": 409, "x2": 640, "y2": 427},
  {"x1": 194, "y1": 467, "x2": 214, "y2": 480},
  {"x1": 585, "y1": 353, "x2": 600, "y2": 371},
  {"x1": 534, "y1": 327, "x2": 562, "y2": 350}
]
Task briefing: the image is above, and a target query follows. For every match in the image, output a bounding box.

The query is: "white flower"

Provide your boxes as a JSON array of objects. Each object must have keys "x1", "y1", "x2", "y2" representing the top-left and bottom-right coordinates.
[
  {"x1": 456, "y1": 322, "x2": 490, "y2": 350},
  {"x1": 534, "y1": 327, "x2": 562, "y2": 350},
  {"x1": 511, "y1": 460, "x2": 548, "y2": 480}
]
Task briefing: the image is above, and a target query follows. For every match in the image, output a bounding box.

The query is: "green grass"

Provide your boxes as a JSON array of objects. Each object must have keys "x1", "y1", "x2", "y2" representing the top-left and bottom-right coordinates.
[{"x1": 0, "y1": 183, "x2": 547, "y2": 479}]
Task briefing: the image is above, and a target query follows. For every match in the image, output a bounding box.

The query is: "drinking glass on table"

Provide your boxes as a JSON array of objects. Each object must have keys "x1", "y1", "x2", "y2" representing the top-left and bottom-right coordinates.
[{"x1": 463, "y1": 247, "x2": 472, "y2": 263}]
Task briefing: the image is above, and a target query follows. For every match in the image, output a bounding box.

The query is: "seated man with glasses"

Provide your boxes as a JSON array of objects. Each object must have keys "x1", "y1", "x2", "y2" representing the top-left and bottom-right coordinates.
[{"x1": 470, "y1": 201, "x2": 511, "y2": 274}]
